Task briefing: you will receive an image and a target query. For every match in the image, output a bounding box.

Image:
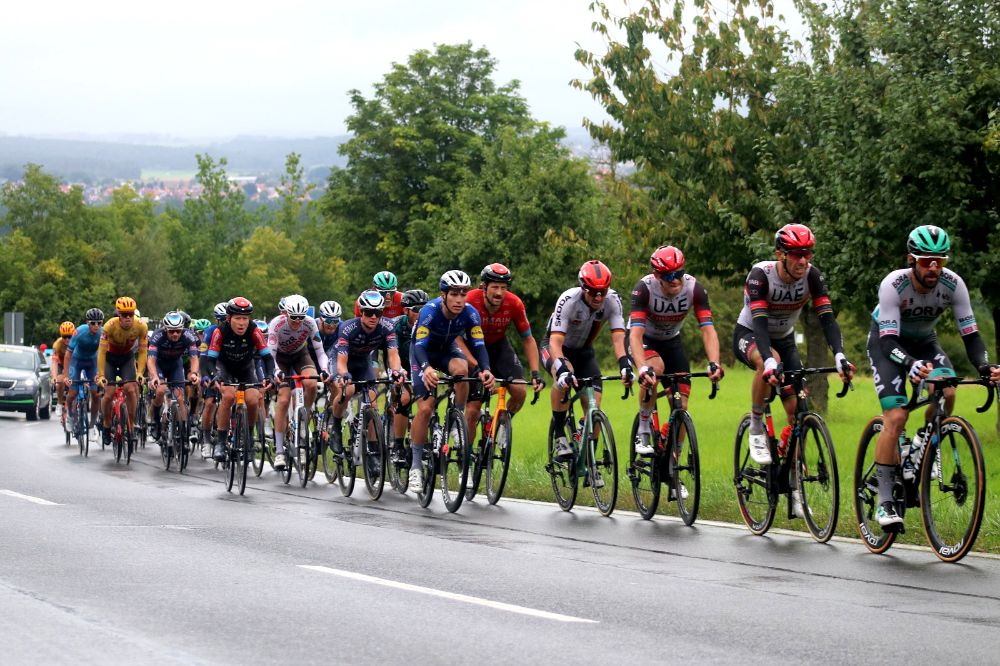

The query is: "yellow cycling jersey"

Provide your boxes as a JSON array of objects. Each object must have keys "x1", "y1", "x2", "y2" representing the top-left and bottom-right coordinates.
[
  {"x1": 51, "y1": 337, "x2": 69, "y2": 370},
  {"x1": 97, "y1": 317, "x2": 149, "y2": 377}
]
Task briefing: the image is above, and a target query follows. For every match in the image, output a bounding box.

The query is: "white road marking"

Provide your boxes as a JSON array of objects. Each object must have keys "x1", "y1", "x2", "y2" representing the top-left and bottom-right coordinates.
[
  {"x1": 300, "y1": 565, "x2": 597, "y2": 623},
  {"x1": 0, "y1": 489, "x2": 62, "y2": 505}
]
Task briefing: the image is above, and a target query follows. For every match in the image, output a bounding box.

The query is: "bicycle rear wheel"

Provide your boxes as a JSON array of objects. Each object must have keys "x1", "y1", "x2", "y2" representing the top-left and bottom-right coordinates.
[
  {"x1": 252, "y1": 406, "x2": 266, "y2": 477},
  {"x1": 440, "y1": 408, "x2": 470, "y2": 513},
  {"x1": 670, "y1": 411, "x2": 700, "y2": 526},
  {"x1": 337, "y1": 418, "x2": 357, "y2": 497},
  {"x1": 296, "y1": 407, "x2": 312, "y2": 488},
  {"x1": 387, "y1": 423, "x2": 410, "y2": 494},
  {"x1": 363, "y1": 408, "x2": 386, "y2": 500},
  {"x1": 224, "y1": 434, "x2": 236, "y2": 493},
  {"x1": 733, "y1": 414, "x2": 776, "y2": 535},
  {"x1": 486, "y1": 411, "x2": 512, "y2": 505},
  {"x1": 465, "y1": 414, "x2": 487, "y2": 501},
  {"x1": 797, "y1": 413, "x2": 839, "y2": 543},
  {"x1": 588, "y1": 411, "x2": 618, "y2": 517},
  {"x1": 236, "y1": 407, "x2": 250, "y2": 496},
  {"x1": 547, "y1": 418, "x2": 578, "y2": 511},
  {"x1": 76, "y1": 403, "x2": 88, "y2": 457},
  {"x1": 852, "y1": 416, "x2": 896, "y2": 554},
  {"x1": 628, "y1": 413, "x2": 660, "y2": 520},
  {"x1": 920, "y1": 416, "x2": 985, "y2": 563},
  {"x1": 417, "y1": 446, "x2": 435, "y2": 508},
  {"x1": 161, "y1": 412, "x2": 173, "y2": 470},
  {"x1": 135, "y1": 391, "x2": 148, "y2": 449},
  {"x1": 177, "y1": 411, "x2": 189, "y2": 473}
]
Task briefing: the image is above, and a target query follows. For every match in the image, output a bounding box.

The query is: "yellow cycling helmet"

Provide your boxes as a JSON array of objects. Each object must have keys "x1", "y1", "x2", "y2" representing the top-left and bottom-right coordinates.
[
  {"x1": 59, "y1": 321, "x2": 76, "y2": 337},
  {"x1": 115, "y1": 296, "x2": 137, "y2": 314}
]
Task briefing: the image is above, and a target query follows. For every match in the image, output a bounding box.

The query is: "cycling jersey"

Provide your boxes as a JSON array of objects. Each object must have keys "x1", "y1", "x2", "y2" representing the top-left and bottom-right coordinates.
[
  {"x1": 391, "y1": 316, "x2": 414, "y2": 369},
  {"x1": 67, "y1": 326, "x2": 101, "y2": 380},
  {"x1": 97, "y1": 317, "x2": 149, "y2": 378},
  {"x1": 51, "y1": 337, "x2": 69, "y2": 370},
  {"x1": 266, "y1": 314, "x2": 329, "y2": 371},
  {"x1": 353, "y1": 291, "x2": 404, "y2": 318},
  {"x1": 466, "y1": 289, "x2": 532, "y2": 344},
  {"x1": 629, "y1": 274, "x2": 713, "y2": 341},
  {"x1": 335, "y1": 317, "x2": 397, "y2": 363},
  {"x1": 148, "y1": 329, "x2": 200, "y2": 362},
  {"x1": 203, "y1": 321, "x2": 275, "y2": 378},
  {"x1": 314, "y1": 318, "x2": 340, "y2": 354},
  {"x1": 545, "y1": 287, "x2": 626, "y2": 349},
  {"x1": 872, "y1": 268, "x2": 978, "y2": 340},
  {"x1": 200, "y1": 324, "x2": 218, "y2": 354},
  {"x1": 412, "y1": 298, "x2": 490, "y2": 371}
]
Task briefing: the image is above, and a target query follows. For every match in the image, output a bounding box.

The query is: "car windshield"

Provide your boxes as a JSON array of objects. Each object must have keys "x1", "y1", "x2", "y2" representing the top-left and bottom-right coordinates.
[{"x1": 0, "y1": 350, "x2": 36, "y2": 371}]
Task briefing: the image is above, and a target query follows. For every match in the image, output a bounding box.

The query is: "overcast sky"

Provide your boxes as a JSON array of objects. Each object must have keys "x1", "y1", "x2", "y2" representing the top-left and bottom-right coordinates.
[{"x1": 0, "y1": 0, "x2": 803, "y2": 141}]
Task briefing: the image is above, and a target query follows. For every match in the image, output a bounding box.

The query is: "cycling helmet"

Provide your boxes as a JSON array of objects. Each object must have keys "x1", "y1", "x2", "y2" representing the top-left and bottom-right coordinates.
[
  {"x1": 85, "y1": 307, "x2": 105, "y2": 323},
  {"x1": 162, "y1": 311, "x2": 186, "y2": 330},
  {"x1": 907, "y1": 225, "x2": 950, "y2": 255},
  {"x1": 213, "y1": 302, "x2": 228, "y2": 320},
  {"x1": 578, "y1": 260, "x2": 612, "y2": 291},
  {"x1": 278, "y1": 296, "x2": 288, "y2": 313},
  {"x1": 318, "y1": 300, "x2": 342, "y2": 320},
  {"x1": 284, "y1": 294, "x2": 310, "y2": 317},
  {"x1": 134, "y1": 309, "x2": 142, "y2": 319},
  {"x1": 254, "y1": 319, "x2": 269, "y2": 332},
  {"x1": 439, "y1": 270, "x2": 472, "y2": 292},
  {"x1": 59, "y1": 321, "x2": 76, "y2": 337},
  {"x1": 774, "y1": 223, "x2": 816, "y2": 251},
  {"x1": 193, "y1": 318, "x2": 211, "y2": 332},
  {"x1": 357, "y1": 290, "x2": 386, "y2": 312},
  {"x1": 480, "y1": 262, "x2": 513, "y2": 284},
  {"x1": 226, "y1": 296, "x2": 254, "y2": 316},
  {"x1": 373, "y1": 271, "x2": 398, "y2": 291},
  {"x1": 401, "y1": 289, "x2": 429, "y2": 309},
  {"x1": 115, "y1": 296, "x2": 137, "y2": 314},
  {"x1": 176, "y1": 310, "x2": 191, "y2": 327},
  {"x1": 650, "y1": 245, "x2": 684, "y2": 273}
]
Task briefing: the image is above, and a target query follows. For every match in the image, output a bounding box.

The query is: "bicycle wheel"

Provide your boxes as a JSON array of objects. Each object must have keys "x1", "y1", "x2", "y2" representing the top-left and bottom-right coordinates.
[
  {"x1": 296, "y1": 407, "x2": 312, "y2": 488},
  {"x1": 252, "y1": 406, "x2": 266, "y2": 477},
  {"x1": 322, "y1": 416, "x2": 340, "y2": 484},
  {"x1": 733, "y1": 414, "x2": 776, "y2": 535},
  {"x1": 135, "y1": 392, "x2": 148, "y2": 449},
  {"x1": 465, "y1": 414, "x2": 487, "y2": 502},
  {"x1": 161, "y1": 412, "x2": 173, "y2": 470},
  {"x1": 628, "y1": 413, "x2": 660, "y2": 520},
  {"x1": 670, "y1": 411, "x2": 700, "y2": 527},
  {"x1": 236, "y1": 407, "x2": 250, "y2": 496},
  {"x1": 387, "y1": 420, "x2": 410, "y2": 494},
  {"x1": 440, "y1": 408, "x2": 470, "y2": 513},
  {"x1": 852, "y1": 416, "x2": 896, "y2": 554},
  {"x1": 547, "y1": 418, "x2": 578, "y2": 511},
  {"x1": 224, "y1": 432, "x2": 236, "y2": 493},
  {"x1": 485, "y1": 411, "x2": 512, "y2": 505},
  {"x1": 76, "y1": 402, "x2": 88, "y2": 457},
  {"x1": 796, "y1": 413, "x2": 839, "y2": 543},
  {"x1": 362, "y1": 408, "x2": 386, "y2": 500},
  {"x1": 588, "y1": 411, "x2": 618, "y2": 517},
  {"x1": 337, "y1": 417, "x2": 357, "y2": 496},
  {"x1": 177, "y1": 411, "x2": 189, "y2": 473},
  {"x1": 417, "y1": 443, "x2": 436, "y2": 508},
  {"x1": 920, "y1": 416, "x2": 986, "y2": 563}
]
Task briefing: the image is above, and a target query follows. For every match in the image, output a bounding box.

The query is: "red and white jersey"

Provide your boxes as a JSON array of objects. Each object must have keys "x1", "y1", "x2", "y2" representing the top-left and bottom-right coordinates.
[
  {"x1": 267, "y1": 314, "x2": 329, "y2": 369},
  {"x1": 466, "y1": 289, "x2": 532, "y2": 345},
  {"x1": 629, "y1": 273, "x2": 713, "y2": 341},
  {"x1": 736, "y1": 261, "x2": 832, "y2": 337}
]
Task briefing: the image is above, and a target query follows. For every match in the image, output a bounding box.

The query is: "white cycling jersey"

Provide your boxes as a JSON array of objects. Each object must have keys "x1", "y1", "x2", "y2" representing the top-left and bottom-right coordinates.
[
  {"x1": 872, "y1": 268, "x2": 977, "y2": 340},
  {"x1": 267, "y1": 314, "x2": 329, "y2": 370},
  {"x1": 545, "y1": 287, "x2": 626, "y2": 349}
]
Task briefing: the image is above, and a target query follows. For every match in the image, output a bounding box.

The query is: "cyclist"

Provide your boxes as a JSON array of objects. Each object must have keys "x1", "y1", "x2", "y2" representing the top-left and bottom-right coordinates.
[
  {"x1": 202, "y1": 297, "x2": 275, "y2": 461},
  {"x1": 383, "y1": 289, "x2": 425, "y2": 460},
  {"x1": 353, "y1": 271, "x2": 404, "y2": 318},
  {"x1": 51, "y1": 321, "x2": 76, "y2": 422},
  {"x1": 267, "y1": 294, "x2": 329, "y2": 470},
  {"x1": 64, "y1": 309, "x2": 104, "y2": 429},
  {"x1": 543, "y1": 260, "x2": 632, "y2": 476},
  {"x1": 316, "y1": 300, "x2": 343, "y2": 353},
  {"x1": 733, "y1": 224, "x2": 854, "y2": 513},
  {"x1": 409, "y1": 271, "x2": 495, "y2": 492},
  {"x1": 145, "y1": 311, "x2": 200, "y2": 440},
  {"x1": 197, "y1": 303, "x2": 229, "y2": 457},
  {"x1": 330, "y1": 291, "x2": 406, "y2": 452},
  {"x1": 96, "y1": 296, "x2": 149, "y2": 448},
  {"x1": 631, "y1": 246, "x2": 724, "y2": 455},
  {"x1": 464, "y1": 263, "x2": 544, "y2": 440},
  {"x1": 868, "y1": 225, "x2": 1000, "y2": 527}
]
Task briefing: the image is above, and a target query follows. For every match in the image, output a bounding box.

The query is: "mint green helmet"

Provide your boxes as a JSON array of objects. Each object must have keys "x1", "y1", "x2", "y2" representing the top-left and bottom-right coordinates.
[
  {"x1": 907, "y1": 225, "x2": 950, "y2": 255},
  {"x1": 373, "y1": 271, "x2": 397, "y2": 292}
]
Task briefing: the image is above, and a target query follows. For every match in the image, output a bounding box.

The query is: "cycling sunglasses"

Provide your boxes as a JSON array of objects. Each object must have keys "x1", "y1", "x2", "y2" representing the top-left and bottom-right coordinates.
[
  {"x1": 288, "y1": 314, "x2": 306, "y2": 321},
  {"x1": 87, "y1": 320, "x2": 103, "y2": 326},
  {"x1": 361, "y1": 308, "x2": 384, "y2": 318},
  {"x1": 583, "y1": 286, "x2": 608, "y2": 297},
  {"x1": 912, "y1": 254, "x2": 948, "y2": 269},
  {"x1": 322, "y1": 317, "x2": 340, "y2": 326},
  {"x1": 785, "y1": 249, "x2": 814, "y2": 261},
  {"x1": 656, "y1": 270, "x2": 684, "y2": 283}
]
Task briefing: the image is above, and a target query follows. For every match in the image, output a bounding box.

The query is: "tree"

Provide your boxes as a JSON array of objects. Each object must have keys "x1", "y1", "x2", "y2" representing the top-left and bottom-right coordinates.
[{"x1": 238, "y1": 227, "x2": 301, "y2": 320}]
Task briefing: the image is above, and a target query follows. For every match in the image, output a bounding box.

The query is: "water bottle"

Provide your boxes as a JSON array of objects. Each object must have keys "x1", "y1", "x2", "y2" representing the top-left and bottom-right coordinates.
[
  {"x1": 432, "y1": 424, "x2": 443, "y2": 451},
  {"x1": 899, "y1": 430, "x2": 915, "y2": 481},
  {"x1": 910, "y1": 427, "x2": 928, "y2": 471}
]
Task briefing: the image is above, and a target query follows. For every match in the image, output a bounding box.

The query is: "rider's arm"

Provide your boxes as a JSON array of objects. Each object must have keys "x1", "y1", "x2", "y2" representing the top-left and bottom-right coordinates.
[
  {"x1": 465, "y1": 308, "x2": 491, "y2": 372},
  {"x1": 746, "y1": 267, "x2": 775, "y2": 363},
  {"x1": 628, "y1": 279, "x2": 652, "y2": 370},
  {"x1": 186, "y1": 331, "x2": 200, "y2": 376},
  {"x1": 96, "y1": 324, "x2": 110, "y2": 378},
  {"x1": 201, "y1": 328, "x2": 221, "y2": 378},
  {"x1": 951, "y1": 276, "x2": 990, "y2": 369},
  {"x1": 309, "y1": 325, "x2": 329, "y2": 373},
  {"x1": 691, "y1": 280, "x2": 721, "y2": 364},
  {"x1": 135, "y1": 324, "x2": 149, "y2": 379},
  {"x1": 410, "y1": 309, "x2": 433, "y2": 371},
  {"x1": 874, "y1": 273, "x2": 919, "y2": 368},
  {"x1": 807, "y1": 267, "x2": 845, "y2": 355}
]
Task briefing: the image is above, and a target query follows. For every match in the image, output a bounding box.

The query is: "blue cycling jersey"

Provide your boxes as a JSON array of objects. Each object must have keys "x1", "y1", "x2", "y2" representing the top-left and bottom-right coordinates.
[
  {"x1": 411, "y1": 298, "x2": 490, "y2": 371},
  {"x1": 149, "y1": 329, "x2": 200, "y2": 362},
  {"x1": 336, "y1": 318, "x2": 397, "y2": 362},
  {"x1": 316, "y1": 318, "x2": 340, "y2": 355},
  {"x1": 201, "y1": 324, "x2": 219, "y2": 352},
  {"x1": 68, "y1": 325, "x2": 101, "y2": 360}
]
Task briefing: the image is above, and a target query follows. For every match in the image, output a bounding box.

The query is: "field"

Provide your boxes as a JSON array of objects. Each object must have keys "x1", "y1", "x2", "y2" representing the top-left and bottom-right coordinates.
[{"x1": 492, "y1": 365, "x2": 1000, "y2": 553}]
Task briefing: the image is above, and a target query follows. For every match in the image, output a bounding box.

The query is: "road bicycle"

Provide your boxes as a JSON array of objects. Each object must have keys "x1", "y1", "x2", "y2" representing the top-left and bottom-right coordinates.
[
  {"x1": 157, "y1": 380, "x2": 191, "y2": 473},
  {"x1": 466, "y1": 379, "x2": 538, "y2": 505},
  {"x1": 628, "y1": 372, "x2": 718, "y2": 524},
  {"x1": 251, "y1": 390, "x2": 272, "y2": 477},
  {"x1": 107, "y1": 379, "x2": 137, "y2": 465},
  {"x1": 382, "y1": 381, "x2": 413, "y2": 494},
  {"x1": 854, "y1": 368, "x2": 992, "y2": 563},
  {"x1": 278, "y1": 373, "x2": 321, "y2": 487},
  {"x1": 333, "y1": 378, "x2": 392, "y2": 499},
  {"x1": 414, "y1": 375, "x2": 474, "y2": 512},
  {"x1": 134, "y1": 381, "x2": 150, "y2": 450},
  {"x1": 733, "y1": 365, "x2": 850, "y2": 542},
  {"x1": 68, "y1": 378, "x2": 93, "y2": 457},
  {"x1": 545, "y1": 376, "x2": 623, "y2": 517},
  {"x1": 219, "y1": 381, "x2": 265, "y2": 495}
]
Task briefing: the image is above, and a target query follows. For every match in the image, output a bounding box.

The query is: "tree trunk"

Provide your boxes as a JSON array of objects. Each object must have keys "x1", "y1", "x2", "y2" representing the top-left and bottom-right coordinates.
[
  {"x1": 993, "y1": 307, "x2": 1000, "y2": 435},
  {"x1": 802, "y1": 308, "x2": 829, "y2": 414}
]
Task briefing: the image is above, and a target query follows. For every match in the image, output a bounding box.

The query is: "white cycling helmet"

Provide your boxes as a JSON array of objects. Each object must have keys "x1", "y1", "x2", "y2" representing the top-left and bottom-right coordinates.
[
  {"x1": 284, "y1": 294, "x2": 309, "y2": 317},
  {"x1": 318, "y1": 300, "x2": 342, "y2": 320},
  {"x1": 439, "y1": 270, "x2": 472, "y2": 292},
  {"x1": 213, "y1": 302, "x2": 228, "y2": 320},
  {"x1": 357, "y1": 290, "x2": 386, "y2": 312}
]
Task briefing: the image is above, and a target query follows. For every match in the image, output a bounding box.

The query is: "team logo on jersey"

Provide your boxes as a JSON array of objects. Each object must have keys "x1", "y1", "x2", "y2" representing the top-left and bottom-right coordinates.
[
  {"x1": 470, "y1": 326, "x2": 484, "y2": 340},
  {"x1": 415, "y1": 326, "x2": 429, "y2": 340}
]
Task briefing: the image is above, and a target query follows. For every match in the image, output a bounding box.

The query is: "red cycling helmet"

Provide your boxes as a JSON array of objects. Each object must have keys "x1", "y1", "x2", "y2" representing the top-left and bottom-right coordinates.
[
  {"x1": 480, "y1": 262, "x2": 512, "y2": 284},
  {"x1": 226, "y1": 296, "x2": 254, "y2": 316},
  {"x1": 775, "y1": 223, "x2": 816, "y2": 251},
  {"x1": 650, "y1": 245, "x2": 684, "y2": 273},
  {"x1": 578, "y1": 260, "x2": 612, "y2": 291}
]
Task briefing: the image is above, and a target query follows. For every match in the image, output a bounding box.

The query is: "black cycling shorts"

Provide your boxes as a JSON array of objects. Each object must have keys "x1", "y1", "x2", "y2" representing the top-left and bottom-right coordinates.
[
  {"x1": 733, "y1": 324, "x2": 801, "y2": 393},
  {"x1": 215, "y1": 363, "x2": 258, "y2": 386},
  {"x1": 640, "y1": 335, "x2": 691, "y2": 394},
  {"x1": 540, "y1": 338, "x2": 602, "y2": 393},
  {"x1": 866, "y1": 320, "x2": 952, "y2": 410},
  {"x1": 103, "y1": 351, "x2": 137, "y2": 382}
]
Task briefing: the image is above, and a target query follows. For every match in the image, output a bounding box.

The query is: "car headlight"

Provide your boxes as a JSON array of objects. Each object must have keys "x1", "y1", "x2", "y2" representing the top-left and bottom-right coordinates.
[{"x1": 21, "y1": 378, "x2": 36, "y2": 389}]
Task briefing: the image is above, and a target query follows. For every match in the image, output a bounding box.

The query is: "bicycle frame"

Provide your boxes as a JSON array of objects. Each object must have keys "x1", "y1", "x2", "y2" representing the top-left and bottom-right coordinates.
[{"x1": 563, "y1": 376, "x2": 623, "y2": 477}]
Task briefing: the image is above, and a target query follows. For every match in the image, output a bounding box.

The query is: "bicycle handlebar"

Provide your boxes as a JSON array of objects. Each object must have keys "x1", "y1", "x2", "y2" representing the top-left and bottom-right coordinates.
[
  {"x1": 907, "y1": 375, "x2": 997, "y2": 414},
  {"x1": 765, "y1": 366, "x2": 853, "y2": 403},
  {"x1": 639, "y1": 372, "x2": 720, "y2": 402}
]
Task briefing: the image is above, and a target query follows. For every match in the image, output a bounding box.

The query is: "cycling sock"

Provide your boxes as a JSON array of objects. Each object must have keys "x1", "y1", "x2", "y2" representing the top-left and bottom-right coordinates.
[
  {"x1": 411, "y1": 443, "x2": 424, "y2": 469},
  {"x1": 275, "y1": 431, "x2": 284, "y2": 452},
  {"x1": 749, "y1": 404, "x2": 765, "y2": 434},
  {"x1": 876, "y1": 463, "x2": 896, "y2": 506},
  {"x1": 552, "y1": 410, "x2": 567, "y2": 436},
  {"x1": 638, "y1": 408, "x2": 652, "y2": 433}
]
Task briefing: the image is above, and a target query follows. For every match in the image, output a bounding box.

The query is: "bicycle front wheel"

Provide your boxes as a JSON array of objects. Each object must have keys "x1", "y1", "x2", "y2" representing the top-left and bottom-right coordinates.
[
  {"x1": 670, "y1": 411, "x2": 700, "y2": 526},
  {"x1": 547, "y1": 419, "x2": 578, "y2": 511},
  {"x1": 135, "y1": 393, "x2": 148, "y2": 449},
  {"x1": 76, "y1": 406, "x2": 88, "y2": 457},
  {"x1": 797, "y1": 413, "x2": 839, "y2": 543},
  {"x1": 588, "y1": 411, "x2": 618, "y2": 517},
  {"x1": 337, "y1": 418, "x2": 357, "y2": 497},
  {"x1": 296, "y1": 407, "x2": 312, "y2": 488},
  {"x1": 920, "y1": 416, "x2": 986, "y2": 563},
  {"x1": 440, "y1": 408, "x2": 470, "y2": 513},
  {"x1": 733, "y1": 414, "x2": 776, "y2": 535},
  {"x1": 628, "y1": 414, "x2": 660, "y2": 520},
  {"x1": 252, "y1": 406, "x2": 266, "y2": 477},
  {"x1": 485, "y1": 411, "x2": 512, "y2": 505},
  {"x1": 362, "y1": 408, "x2": 386, "y2": 500},
  {"x1": 161, "y1": 414, "x2": 173, "y2": 470},
  {"x1": 465, "y1": 414, "x2": 487, "y2": 502},
  {"x1": 852, "y1": 417, "x2": 896, "y2": 554},
  {"x1": 236, "y1": 407, "x2": 250, "y2": 496}
]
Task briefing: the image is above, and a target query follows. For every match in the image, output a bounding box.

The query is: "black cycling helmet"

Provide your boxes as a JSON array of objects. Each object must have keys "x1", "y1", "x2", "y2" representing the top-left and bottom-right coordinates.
[
  {"x1": 85, "y1": 307, "x2": 105, "y2": 322},
  {"x1": 401, "y1": 289, "x2": 429, "y2": 309},
  {"x1": 480, "y1": 262, "x2": 513, "y2": 284},
  {"x1": 226, "y1": 296, "x2": 254, "y2": 316}
]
